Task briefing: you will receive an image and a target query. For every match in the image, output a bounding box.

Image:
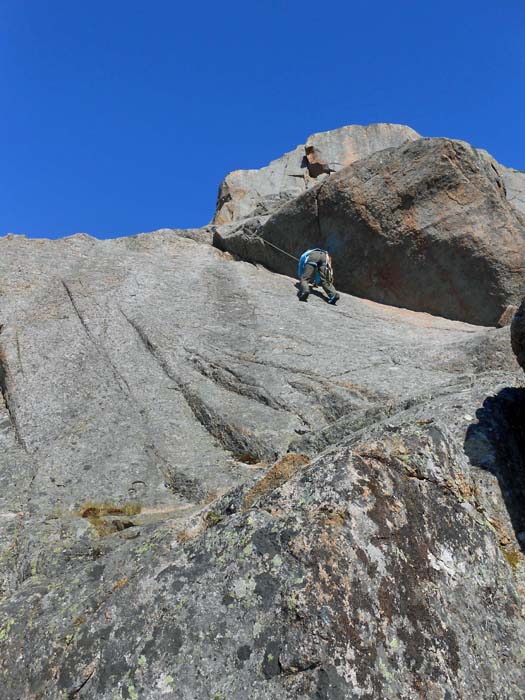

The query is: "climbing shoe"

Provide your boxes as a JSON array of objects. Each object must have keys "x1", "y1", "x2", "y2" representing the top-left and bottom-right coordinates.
[
  {"x1": 298, "y1": 291, "x2": 309, "y2": 302},
  {"x1": 327, "y1": 294, "x2": 340, "y2": 305}
]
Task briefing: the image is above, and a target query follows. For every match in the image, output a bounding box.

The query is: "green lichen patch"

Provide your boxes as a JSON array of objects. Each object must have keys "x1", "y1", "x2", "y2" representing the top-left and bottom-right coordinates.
[
  {"x1": 0, "y1": 618, "x2": 14, "y2": 641},
  {"x1": 502, "y1": 547, "x2": 523, "y2": 571},
  {"x1": 204, "y1": 510, "x2": 223, "y2": 527}
]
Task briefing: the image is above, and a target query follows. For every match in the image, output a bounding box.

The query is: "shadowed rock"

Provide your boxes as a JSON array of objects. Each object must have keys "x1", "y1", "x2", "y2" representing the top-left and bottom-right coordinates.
[
  {"x1": 465, "y1": 387, "x2": 525, "y2": 550},
  {"x1": 511, "y1": 298, "x2": 525, "y2": 370}
]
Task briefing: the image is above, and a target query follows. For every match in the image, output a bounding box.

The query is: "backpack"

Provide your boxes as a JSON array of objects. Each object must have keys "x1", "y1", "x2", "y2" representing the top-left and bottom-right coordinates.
[
  {"x1": 298, "y1": 249, "x2": 333, "y2": 285},
  {"x1": 298, "y1": 249, "x2": 323, "y2": 284}
]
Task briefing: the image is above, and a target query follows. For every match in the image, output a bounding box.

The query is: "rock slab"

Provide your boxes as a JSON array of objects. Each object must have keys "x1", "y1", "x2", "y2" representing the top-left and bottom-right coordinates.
[{"x1": 1, "y1": 229, "x2": 525, "y2": 698}]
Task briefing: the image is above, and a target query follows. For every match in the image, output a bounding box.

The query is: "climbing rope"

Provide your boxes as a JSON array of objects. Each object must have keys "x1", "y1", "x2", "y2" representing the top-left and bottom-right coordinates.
[{"x1": 257, "y1": 236, "x2": 299, "y2": 262}]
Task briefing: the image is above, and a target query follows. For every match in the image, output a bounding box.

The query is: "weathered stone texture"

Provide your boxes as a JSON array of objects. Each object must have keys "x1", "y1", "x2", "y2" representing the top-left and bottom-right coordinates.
[
  {"x1": 217, "y1": 138, "x2": 525, "y2": 325},
  {"x1": 213, "y1": 123, "x2": 420, "y2": 224},
  {"x1": 1, "y1": 227, "x2": 525, "y2": 698},
  {"x1": 2, "y1": 124, "x2": 525, "y2": 698},
  {"x1": 502, "y1": 168, "x2": 525, "y2": 218},
  {"x1": 304, "y1": 122, "x2": 420, "y2": 173}
]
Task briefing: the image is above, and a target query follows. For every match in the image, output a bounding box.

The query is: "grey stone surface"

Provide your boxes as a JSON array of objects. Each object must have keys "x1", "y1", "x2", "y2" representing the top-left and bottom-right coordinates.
[
  {"x1": 502, "y1": 168, "x2": 525, "y2": 218},
  {"x1": 213, "y1": 124, "x2": 420, "y2": 224},
  {"x1": 213, "y1": 145, "x2": 308, "y2": 224},
  {"x1": 304, "y1": 122, "x2": 420, "y2": 174},
  {"x1": 470, "y1": 148, "x2": 525, "y2": 221},
  {"x1": 498, "y1": 304, "x2": 518, "y2": 328},
  {"x1": 216, "y1": 138, "x2": 525, "y2": 326},
  {"x1": 1, "y1": 227, "x2": 525, "y2": 697}
]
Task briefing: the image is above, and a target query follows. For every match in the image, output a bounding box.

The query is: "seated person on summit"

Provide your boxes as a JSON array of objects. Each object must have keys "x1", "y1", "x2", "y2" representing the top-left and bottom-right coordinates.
[{"x1": 297, "y1": 248, "x2": 340, "y2": 305}]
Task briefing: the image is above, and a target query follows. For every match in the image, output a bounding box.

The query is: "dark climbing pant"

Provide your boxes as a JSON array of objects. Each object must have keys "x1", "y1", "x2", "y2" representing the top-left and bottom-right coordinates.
[{"x1": 298, "y1": 250, "x2": 338, "y2": 299}]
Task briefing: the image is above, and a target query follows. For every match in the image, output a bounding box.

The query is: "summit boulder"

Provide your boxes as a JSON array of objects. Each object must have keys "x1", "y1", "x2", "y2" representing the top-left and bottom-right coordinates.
[{"x1": 212, "y1": 123, "x2": 420, "y2": 224}]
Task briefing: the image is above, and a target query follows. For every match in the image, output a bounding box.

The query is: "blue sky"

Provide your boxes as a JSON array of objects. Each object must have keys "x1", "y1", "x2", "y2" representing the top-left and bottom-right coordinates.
[{"x1": 1, "y1": 1, "x2": 524, "y2": 239}]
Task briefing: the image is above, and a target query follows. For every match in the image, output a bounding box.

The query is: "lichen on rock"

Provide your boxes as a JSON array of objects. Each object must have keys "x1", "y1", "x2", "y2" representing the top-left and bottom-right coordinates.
[{"x1": 1, "y1": 125, "x2": 525, "y2": 698}]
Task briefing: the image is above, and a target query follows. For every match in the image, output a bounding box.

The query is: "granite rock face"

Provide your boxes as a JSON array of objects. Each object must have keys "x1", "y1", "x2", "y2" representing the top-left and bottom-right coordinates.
[
  {"x1": 212, "y1": 123, "x2": 420, "y2": 224},
  {"x1": 1, "y1": 227, "x2": 525, "y2": 698},
  {"x1": 303, "y1": 122, "x2": 421, "y2": 176},
  {"x1": 502, "y1": 168, "x2": 525, "y2": 218},
  {"x1": 216, "y1": 138, "x2": 525, "y2": 326}
]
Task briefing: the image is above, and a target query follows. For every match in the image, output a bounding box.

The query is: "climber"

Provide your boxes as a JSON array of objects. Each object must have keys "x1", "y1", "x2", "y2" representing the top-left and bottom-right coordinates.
[{"x1": 297, "y1": 248, "x2": 340, "y2": 304}]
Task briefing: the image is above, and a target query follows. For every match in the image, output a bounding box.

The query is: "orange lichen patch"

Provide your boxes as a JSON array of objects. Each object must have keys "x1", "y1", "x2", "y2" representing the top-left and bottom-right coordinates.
[
  {"x1": 306, "y1": 529, "x2": 354, "y2": 610},
  {"x1": 388, "y1": 499, "x2": 403, "y2": 514},
  {"x1": 113, "y1": 577, "x2": 128, "y2": 591},
  {"x1": 354, "y1": 438, "x2": 408, "y2": 468},
  {"x1": 445, "y1": 473, "x2": 476, "y2": 502},
  {"x1": 176, "y1": 529, "x2": 193, "y2": 544},
  {"x1": 243, "y1": 453, "x2": 310, "y2": 511},
  {"x1": 78, "y1": 502, "x2": 141, "y2": 519},
  {"x1": 398, "y1": 202, "x2": 419, "y2": 235},
  {"x1": 486, "y1": 515, "x2": 516, "y2": 548},
  {"x1": 76, "y1": 501, "x2": 141, "y2": 538},
  {"x1": 312, "y1": 508, "x2": 346, "y2": 530},
  {"x1": 233, "y1": 452, "x2": 261, "y2": 465}
]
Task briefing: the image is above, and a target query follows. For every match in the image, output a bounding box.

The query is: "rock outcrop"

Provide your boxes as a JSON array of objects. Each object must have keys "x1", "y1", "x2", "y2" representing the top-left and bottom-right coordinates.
[
  {"x1": 216, "y1": 138, "x2": 525, "y2": 326},
  {"x1": 213, "y1": 123, "x2": 420, "y2": 224},
  {"x1": 303, "y1": 123, "x2": 420, "y2": 176},
  {"x1": 1, "y1": 225, "x2": 525, "y2": 698},
  {"x1": 2, "y1": 124, "x2": 525, "y2": 699},
  {"x1": 502, "y1": 168, "x2": 525, "y2": 218}
]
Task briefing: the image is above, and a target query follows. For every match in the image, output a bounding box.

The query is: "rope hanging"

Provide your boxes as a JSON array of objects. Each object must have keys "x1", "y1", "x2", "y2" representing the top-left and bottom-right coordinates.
[{"x1": 257, "y1": 236, "x2": 299, "y2": 262}]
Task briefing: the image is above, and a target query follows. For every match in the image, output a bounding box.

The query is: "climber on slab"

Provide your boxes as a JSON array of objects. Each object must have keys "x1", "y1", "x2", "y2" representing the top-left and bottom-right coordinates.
[{"x1": 297, "y1": 248, "x2": 340, "y2": 304}]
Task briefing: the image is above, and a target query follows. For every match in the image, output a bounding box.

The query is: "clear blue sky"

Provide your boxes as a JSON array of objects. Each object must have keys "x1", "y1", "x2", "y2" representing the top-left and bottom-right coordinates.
[{"x1": 1, "y1": 1, "x2": 524, "y2": 239}]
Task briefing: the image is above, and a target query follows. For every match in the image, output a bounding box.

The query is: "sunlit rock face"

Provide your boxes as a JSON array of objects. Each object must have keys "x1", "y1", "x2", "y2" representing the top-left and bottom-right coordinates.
[
  {"x1": 212, "y1": 123, "x2": 420, "y2": 224},
  {"x1": 1, "y1": 127, "x2": 525, "y2": 698}
]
